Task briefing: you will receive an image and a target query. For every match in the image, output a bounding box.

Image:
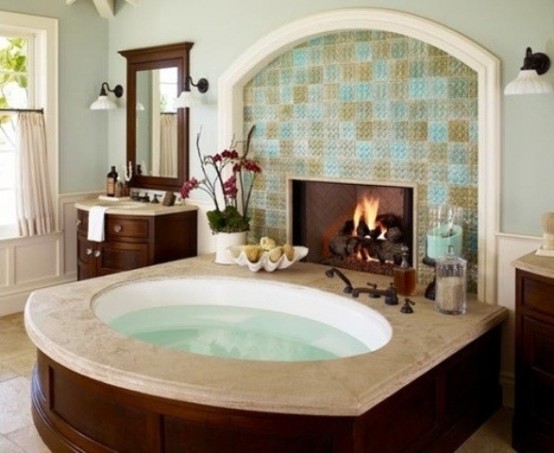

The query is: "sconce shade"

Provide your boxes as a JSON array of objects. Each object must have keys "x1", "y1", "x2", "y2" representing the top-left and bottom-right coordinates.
[
  {"x1": 90, "y1": 82, "x2": 124, "y2": 110},
  {"x1": 504, "y1": 47, "x2": 553, "y2": 95},
  {"x1": 90, "y1": 95, "x2": 117, "y2": 110},
  {"x1": 174, "y1": 90, "x2": 199, "y2": 108},
  {"x1": 504, "y1": 69, "x2": 554, "y2": 95},
  {"x1": 175, "y1": 76, "x2": 209, "y2": 109}
]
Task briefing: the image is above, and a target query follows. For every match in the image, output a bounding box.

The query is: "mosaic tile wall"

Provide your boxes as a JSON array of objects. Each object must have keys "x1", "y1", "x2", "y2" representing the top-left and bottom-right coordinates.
[{"x1": 243, "y1": 30, "x2": 478, "y2": 289}]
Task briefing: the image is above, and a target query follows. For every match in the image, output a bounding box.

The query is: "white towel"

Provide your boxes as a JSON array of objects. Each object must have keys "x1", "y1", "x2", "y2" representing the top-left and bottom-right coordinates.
[{"x1": 87, "y1": 206, "x2": 109, "y2": 242}]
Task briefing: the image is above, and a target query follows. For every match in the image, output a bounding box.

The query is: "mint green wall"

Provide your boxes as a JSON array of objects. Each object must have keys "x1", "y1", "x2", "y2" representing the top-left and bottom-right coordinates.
[{"x1": 0, "y1": 0, "x2": 109, "y2": 193}]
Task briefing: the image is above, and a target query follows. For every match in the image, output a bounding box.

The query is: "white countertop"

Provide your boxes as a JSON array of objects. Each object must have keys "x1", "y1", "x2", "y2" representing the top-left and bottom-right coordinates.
[
  {"x1": 25, "y1": 255, "x2": 507, "y2": 417},
  {"x1": 75, "y1": 197, "x2": 197, "y2": 216},
  {"x1": 513, "y1": 251, "x2": 554, "y2": 279}
]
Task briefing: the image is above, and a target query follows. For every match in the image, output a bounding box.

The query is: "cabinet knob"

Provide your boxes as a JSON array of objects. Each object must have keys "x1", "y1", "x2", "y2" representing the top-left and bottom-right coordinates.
[
  {"x1": 113, "y1": 224, "x2": 122, "y2": 233},
  {"x1": 76, "y1": 219, "x2": 82, "y2": 227},
  {"x1": 94, "y1": 250, "x2": 101, "y2": 258},
  {"x1": 85, "y1": 248, "x2": 93, "y2": 256}
]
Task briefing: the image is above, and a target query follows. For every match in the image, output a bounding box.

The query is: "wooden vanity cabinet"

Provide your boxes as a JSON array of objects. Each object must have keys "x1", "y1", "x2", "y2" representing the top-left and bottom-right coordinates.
[
  {"x1": 76, "y1": 208, "x2": 197, "y2": 280},
  {"x1": 513, "y1": 268, "x2": 554, "y2": 452}
]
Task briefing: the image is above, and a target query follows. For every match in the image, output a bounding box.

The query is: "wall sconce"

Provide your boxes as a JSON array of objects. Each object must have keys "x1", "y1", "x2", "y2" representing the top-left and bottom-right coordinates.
[
  {"x1": 504, "y1": 47, "x2": 553, "y2": 95},
  {"x1": 90, "y1": 82, "x2": 124, "y2": 110},
  {"x1": 174, "y1": 76, "x2": 209, "y2": 109}
]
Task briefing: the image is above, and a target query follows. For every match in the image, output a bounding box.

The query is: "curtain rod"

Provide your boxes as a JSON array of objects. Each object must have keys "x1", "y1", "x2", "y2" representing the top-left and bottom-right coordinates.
[{"x1": 0, "y1": 108, "x2": 44, "y2": 113}]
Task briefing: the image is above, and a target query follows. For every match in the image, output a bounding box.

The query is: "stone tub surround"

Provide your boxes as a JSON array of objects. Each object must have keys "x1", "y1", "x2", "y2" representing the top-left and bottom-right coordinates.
[
  {"x1": 74, "y1": 197, "x2": 198, "y2": 216},
  {"x1": 25, "y1": 255, "x2": 507, "y2": 417}
]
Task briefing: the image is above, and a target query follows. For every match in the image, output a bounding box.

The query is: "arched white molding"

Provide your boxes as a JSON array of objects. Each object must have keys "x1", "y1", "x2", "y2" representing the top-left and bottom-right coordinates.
[{"x1": 218, "y1": 8, "x2": 500, "y2": 304}]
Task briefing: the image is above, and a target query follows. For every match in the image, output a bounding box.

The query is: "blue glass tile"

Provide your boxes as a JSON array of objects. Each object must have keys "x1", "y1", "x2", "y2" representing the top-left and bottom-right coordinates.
[
  {"x1": 279, "y1": 86, "x2": 293, "y2": 103},
  {"x1": 355, "y1": 42, "x2": 372, "y2": 62},
  {"x1": 339, "y1": 83, "x2": 356, "y2": 102},
  {"x1": 339, "y1": 122, "x2": 356, "y2": 140},
  {"x1": 293, "y1": 104, "x2": 307, "y2": 120},
  {"x1": 429, "y1": 122, "x2": 448, "y2": 142},
  {"x1": 325, "y1": 140, "x2": 340, "y2": 156},
  {"x1": 357, "y1": 82, "x2": 372, "y2": 101},
  {"x1": 293, "y1": 49, "x2": 308, "y2": 66},
  {"x1": 391, "y1": 141, "x2": 408, "y2": 161},
  {"x1": 408, "y1": 80, "x2": 426, "y2": 99},
  {"x1": 429, "y1": 77, "x2": 448, "y2": 98},
  {"x1": 323, "y1": 159, "x2": 340, "y2": 177},
  {"x1": 427, "y1": 183, "x2": 448, "y2": 205},
  {"x1": 307, "y1": 37, "x2": 324, "y2": 46},
  {"x1": 279, "y1": 122, "x2": 293, "y2": 140},
  {"x1": 448, "y1": 164, "x2": 469, "y2": 186},
  {"x1": 293, "y1": 159, "x2": 306, "y2": 174},
  {"x1": 391, "y1": 162, "x2": 412, "y2": 180},
  {"x1": 356, "y1": 141, "x2": 373, "y2": 159},
  {"x1": 293, "y1": 122, "x2": 308, "y2": 140},
  {"x1": 374, "y1": 101, "x2": 388, "y2": 120},
  {"x1": 254, "y1": 88, "x2": 267, "y2": 103},
  {"x1": 374, "y1": 60, "x2": 390, "y2": 80},
  {"x1": 267, "y1": 140, "x2": 280, "y2": 158}
]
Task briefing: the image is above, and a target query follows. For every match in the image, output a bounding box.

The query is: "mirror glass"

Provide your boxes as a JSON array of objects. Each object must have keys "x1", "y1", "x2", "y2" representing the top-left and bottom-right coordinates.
[
  {"x1": 136, "y1": 68, "x2": 178, "y2": 178},
  {"x1": 119, "y1": 42, "x2": 192, "y2": 192}
]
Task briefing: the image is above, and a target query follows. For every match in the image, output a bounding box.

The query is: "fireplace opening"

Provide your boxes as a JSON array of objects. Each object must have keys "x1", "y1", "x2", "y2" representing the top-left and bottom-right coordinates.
[{"x1": 291, "y1": 179, "x2": 414, "y2": 276}]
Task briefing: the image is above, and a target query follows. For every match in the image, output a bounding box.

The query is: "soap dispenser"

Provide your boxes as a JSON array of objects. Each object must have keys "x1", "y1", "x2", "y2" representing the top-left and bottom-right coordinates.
[{"x1": 394, "y1": 244, "x2": 416, "y2": 296}]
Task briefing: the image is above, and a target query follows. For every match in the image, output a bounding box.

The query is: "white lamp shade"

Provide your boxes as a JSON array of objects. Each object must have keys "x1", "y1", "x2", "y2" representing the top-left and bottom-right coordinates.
[
  {"x1": 504, "y1": 69, "x2": 554, "y2": 95},
  {"x1": 90, "y1": 95, "x2": 117, "y2": 110},
  {"x1": 174, "y1": 90, "x2": 200, "y2": 109}
]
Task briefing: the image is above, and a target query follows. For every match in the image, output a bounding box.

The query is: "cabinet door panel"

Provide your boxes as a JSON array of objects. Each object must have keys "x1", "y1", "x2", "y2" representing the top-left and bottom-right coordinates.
[{"x1": 97, "y1": 242, "x2": 149, "y2": 275}]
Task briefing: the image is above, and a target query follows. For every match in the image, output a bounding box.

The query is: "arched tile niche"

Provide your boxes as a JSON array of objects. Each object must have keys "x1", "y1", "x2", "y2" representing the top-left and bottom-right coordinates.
[{"x1": 218, "y1": 8, "x2": 500, "y2": 303}]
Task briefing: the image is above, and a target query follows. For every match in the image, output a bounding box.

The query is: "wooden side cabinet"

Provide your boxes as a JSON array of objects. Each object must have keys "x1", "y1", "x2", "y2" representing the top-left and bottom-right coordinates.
[
  {"x1": 513, "y1": 268, "x2": 554, "y2": 452},
  {"x1": 77, "y1": 208, "x2": 197, "y2": 280}
]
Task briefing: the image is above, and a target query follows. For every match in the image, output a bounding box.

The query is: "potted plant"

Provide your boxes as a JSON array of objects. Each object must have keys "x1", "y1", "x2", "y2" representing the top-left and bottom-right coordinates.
[{"x1": 179, "y1": 125, "x2": 261, "y2": 262}]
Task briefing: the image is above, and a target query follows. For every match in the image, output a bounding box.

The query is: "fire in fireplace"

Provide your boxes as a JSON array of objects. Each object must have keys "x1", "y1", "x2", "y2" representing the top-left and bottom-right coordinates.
[{"x1": 291, "y1": 179, "x2": 414, "y2": 276}]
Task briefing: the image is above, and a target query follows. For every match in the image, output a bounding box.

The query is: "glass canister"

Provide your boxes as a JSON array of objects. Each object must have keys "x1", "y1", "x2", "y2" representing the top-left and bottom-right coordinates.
[{"x1": 434, "y1": 246, "x2": 467, "y2": 315}]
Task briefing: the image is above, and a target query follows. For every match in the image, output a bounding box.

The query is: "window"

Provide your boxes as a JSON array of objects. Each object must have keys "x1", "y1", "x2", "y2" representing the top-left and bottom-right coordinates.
[
  {"x1": 0, "y1": 12, "x2": 57, "y2": 238},
  {"x1": 0, "y1": 35, "x2": 31, "y2": 230}
]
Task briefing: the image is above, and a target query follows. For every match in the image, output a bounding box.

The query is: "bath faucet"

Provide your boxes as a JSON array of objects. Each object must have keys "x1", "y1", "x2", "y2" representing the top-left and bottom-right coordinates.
[
  {"x1": 325, "y1": 268, "x2": 353, "y2": 294},
  {"x1": 364, "y1": 282, "x2": 399, "y2": 305}
]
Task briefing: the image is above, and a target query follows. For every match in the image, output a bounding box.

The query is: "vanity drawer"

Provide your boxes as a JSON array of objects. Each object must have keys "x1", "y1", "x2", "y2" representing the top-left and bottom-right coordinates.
[
  {"x1": 520, "y1": 272, "x2": 554, "y2": 317},
  {"x1": 106, "y1": 216, "x2": 150, "y2": 240}
]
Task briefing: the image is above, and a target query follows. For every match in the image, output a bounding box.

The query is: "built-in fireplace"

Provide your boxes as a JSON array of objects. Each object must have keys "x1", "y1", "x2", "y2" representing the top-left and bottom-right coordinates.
[{"x1": 290, "y1": 178, "x2": 415, "y2": 276}]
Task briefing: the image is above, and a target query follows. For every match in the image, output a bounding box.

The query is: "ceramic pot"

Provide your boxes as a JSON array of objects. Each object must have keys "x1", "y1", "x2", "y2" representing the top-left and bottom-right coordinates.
[{"x1": 214, "y1": 231, "x2": 247, "y2": 264}]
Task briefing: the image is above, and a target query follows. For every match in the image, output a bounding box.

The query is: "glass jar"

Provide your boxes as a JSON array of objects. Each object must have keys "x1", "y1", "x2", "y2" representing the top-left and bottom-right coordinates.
[{"x1": 434, "y1": 247, "x2": 466, "y2": 315}]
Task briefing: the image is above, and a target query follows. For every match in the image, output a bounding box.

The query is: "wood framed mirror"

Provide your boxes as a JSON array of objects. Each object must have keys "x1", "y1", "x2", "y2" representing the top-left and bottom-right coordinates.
[{"x1": 119, "y1": 42, "x2": 193, "y2": 192}]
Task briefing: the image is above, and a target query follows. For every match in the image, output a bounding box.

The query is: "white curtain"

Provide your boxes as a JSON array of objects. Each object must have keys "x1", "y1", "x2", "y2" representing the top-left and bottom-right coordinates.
[
  {"x1": 159, "y1": 113, "x2": 177, "y2": 177},
  {"x1": 15, "y1": 112, "x2": 54, "y2": 237}
]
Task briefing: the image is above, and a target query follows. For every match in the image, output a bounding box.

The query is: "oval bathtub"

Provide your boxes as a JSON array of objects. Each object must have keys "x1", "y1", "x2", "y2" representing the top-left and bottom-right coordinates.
[{"x1": 92, "y1": 277, "x2": 392, "y2": 362}]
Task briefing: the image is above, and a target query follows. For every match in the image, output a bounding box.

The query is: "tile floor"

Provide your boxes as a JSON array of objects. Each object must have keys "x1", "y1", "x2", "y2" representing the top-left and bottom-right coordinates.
[{"x1": 1, "y1": 312, "x2": 515, "y2": 452}]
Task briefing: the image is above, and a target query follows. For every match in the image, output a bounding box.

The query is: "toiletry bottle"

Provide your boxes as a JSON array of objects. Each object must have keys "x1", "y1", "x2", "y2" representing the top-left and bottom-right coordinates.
[
  {"x1": 394, "y1": 244, "x2": 416, "y2": 296},
  {"x1": 106, "y1": 166, "x2": 118, "y2": 197}
]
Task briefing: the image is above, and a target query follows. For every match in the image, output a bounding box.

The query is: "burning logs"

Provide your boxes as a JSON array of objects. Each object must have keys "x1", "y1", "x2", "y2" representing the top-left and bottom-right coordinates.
[{"x1": 326, "y1": 213, "x2": 405, "y2": 275}]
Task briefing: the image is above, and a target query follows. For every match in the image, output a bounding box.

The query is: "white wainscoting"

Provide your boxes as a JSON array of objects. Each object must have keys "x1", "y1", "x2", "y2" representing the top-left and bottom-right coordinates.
[
  {"x1": 0, "y1": 191, "x2": 100, "y2": 317},
  {"x1": 496, "y1": 232, "x2": 541, "y2": 407}
]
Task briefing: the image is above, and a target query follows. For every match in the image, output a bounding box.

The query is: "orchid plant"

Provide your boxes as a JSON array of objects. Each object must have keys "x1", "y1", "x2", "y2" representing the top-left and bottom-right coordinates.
[{"x1": 179, "y1": 125, "x2": 261, "y2": 233}]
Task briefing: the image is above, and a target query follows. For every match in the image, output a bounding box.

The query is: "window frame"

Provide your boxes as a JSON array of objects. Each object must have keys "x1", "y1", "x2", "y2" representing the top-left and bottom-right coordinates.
[{"x1": 0, "y1": 11, "x2": 58, "y2": 238}]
